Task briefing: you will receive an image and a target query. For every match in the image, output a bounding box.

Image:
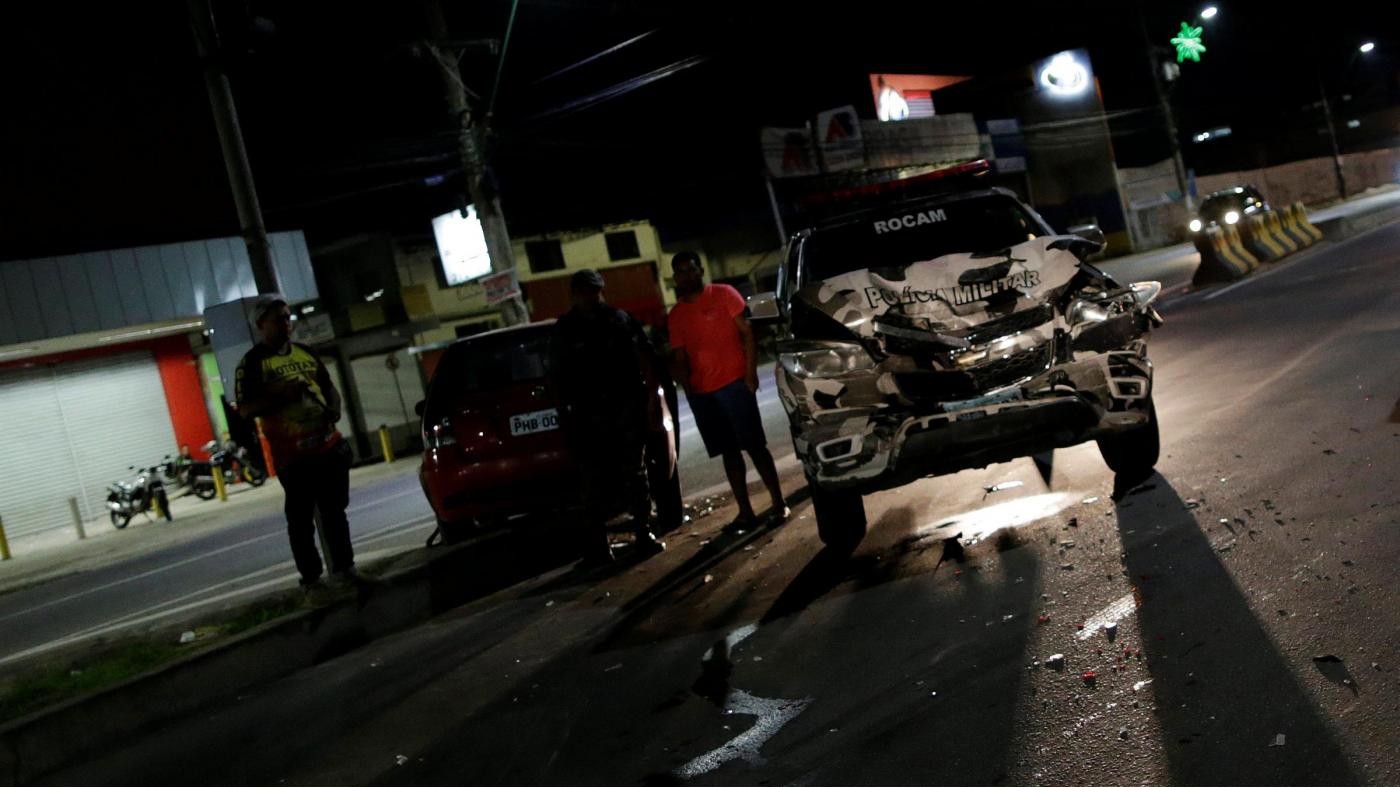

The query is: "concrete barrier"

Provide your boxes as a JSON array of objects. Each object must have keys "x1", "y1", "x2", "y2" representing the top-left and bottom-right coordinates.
[
  {"x1": 1275, "y1": 207, "x2": 1312, "y2": 249},
  {"x1": 1290, "y1": 202, "x2": 1323, "y2": 243},
  {"x1": 1265, "y1": 211, "x2": 1299, "y2": 254},
  {"x1": 1193, "y1": 226, "x2": 1253, "y2": 284},
  {"x1": 1241, "y1": 213, "x2": 1286, "y2": 262}
]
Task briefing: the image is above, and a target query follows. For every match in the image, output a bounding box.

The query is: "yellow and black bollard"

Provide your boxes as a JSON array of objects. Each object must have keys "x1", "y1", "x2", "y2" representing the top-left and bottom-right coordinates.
[
  {"x1": 379, "y1": 425, "x2": 395, "y2": 464},
  {"x1": 212, "y1": 467, "x2": 228, "y2": 502}
]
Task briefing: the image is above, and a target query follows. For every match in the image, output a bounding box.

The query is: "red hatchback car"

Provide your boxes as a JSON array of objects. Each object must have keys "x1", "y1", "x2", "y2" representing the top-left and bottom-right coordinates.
[{"x1": 418, "y1": 320, "x2": 680, "y2": 541}]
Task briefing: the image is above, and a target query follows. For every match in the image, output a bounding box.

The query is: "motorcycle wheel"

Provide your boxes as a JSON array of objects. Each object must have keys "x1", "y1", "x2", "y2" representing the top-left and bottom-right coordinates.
[
  {"x1": 158, "y1": 490, "x2": 173, "y2": 521},
  {"x1": 242, "y1": 465, "x2": 267, "y2": 486},
  {"x1": 193, "y1": 484, "x2": 217, "y2": 501},
  {"x1": 110, "y1": 510, "x2": 130, "y2": 529}
]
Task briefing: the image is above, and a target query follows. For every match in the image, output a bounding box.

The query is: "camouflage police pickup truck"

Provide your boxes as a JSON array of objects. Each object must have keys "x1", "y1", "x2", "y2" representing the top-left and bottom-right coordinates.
[{"x1": 755, "y1": 185, "x2": 1164, "y2": 549}]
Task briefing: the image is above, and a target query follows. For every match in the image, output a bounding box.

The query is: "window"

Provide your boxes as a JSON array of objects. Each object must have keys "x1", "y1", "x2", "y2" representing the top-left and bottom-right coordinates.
[
  {"x1": 525, "y1": 239, "x2": 565, "y2": 273},
  {"x1": 604, "y1": 230, "x2": 641, "y2": 261}
]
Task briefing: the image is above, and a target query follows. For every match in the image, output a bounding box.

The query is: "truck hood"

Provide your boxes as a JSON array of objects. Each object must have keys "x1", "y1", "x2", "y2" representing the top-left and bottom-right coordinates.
[{"x1": 797, "y1": 235, "x2": 1084, "y2": 342}]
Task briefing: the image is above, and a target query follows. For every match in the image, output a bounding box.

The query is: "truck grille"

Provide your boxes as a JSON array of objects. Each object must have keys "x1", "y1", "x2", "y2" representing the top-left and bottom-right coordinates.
[
  {"x1": 956, "y1": 304, "x2": 1054, "y2": 345},
  {"x1": 965, "y1": 343, "x2": 1054, "y2": 392}
]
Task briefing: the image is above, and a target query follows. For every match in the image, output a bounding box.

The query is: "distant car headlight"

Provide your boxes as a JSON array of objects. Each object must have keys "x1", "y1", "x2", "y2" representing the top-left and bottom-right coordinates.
[
  {"x1": 779, "y1": 343, "x2": 875, "y2": 378},
  {"x1": 1224, "y1": 211, "x2": 1240, "y2": 224},
  {"x1": 1189, "y1": 218, "x2": 1203, "y2": 232}
]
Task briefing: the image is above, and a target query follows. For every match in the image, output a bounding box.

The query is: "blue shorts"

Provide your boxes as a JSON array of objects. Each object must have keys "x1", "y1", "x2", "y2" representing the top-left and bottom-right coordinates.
[{"x1": 688, "y1": 378, "x2": 767, "y2": 458}]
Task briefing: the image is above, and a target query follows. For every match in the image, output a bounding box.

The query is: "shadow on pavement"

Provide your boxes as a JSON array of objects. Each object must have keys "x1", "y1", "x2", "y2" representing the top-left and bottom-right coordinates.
[{"x1": 1115, "y1": 476, "x2": 1364, "y2": 787}]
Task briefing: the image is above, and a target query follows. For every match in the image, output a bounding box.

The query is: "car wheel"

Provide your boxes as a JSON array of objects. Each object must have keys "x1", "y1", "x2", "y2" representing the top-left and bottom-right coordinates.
[
  {"x1": 810, "y1": 482, "x2": 866, "y2": 552},
  {"x1": 1098, "y1": 399, "x2": 1160, "y2": 478},
  {"x1": 110, "y1": 510, "x2": 130, "y2": 530},
  {"x1": 436, "y1": 517, "x2": 477, "y2": 544}
]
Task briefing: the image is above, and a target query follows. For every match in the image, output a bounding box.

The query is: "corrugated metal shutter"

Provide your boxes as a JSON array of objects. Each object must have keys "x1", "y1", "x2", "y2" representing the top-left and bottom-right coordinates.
[
  {"x1": 0, "y1": 367, "x2": 85, "y2": 537},
  {"x1": 0, "y1": 352, "x2": 177, "y2": 537},
  {"x1": 55, "y1": 354, "x2": 179, "y2": 522}
]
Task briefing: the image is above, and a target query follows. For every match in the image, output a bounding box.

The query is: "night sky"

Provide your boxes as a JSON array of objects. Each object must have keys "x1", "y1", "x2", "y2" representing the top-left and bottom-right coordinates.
[{"x1": 2, "y1": 1, "x2": 1393, "y2": 261}]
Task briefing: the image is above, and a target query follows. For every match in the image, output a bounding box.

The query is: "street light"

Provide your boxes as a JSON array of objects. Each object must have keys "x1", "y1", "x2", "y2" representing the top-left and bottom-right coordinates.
[
  {"x1": 1359, "y1": 42, "x2": 1375, "y2": 53},
  {"x1": 1200, "y1": 6, "x2": 1218, "y2": 20}
]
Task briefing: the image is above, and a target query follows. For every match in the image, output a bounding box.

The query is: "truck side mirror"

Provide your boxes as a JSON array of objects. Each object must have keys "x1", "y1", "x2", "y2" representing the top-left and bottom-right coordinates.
[
  {"x1": 1066, "y1": 223, "x2": 1107, "y2": 254},
  {"x1": 747, "y1": 292, "x2": 782, "y2": 325}
]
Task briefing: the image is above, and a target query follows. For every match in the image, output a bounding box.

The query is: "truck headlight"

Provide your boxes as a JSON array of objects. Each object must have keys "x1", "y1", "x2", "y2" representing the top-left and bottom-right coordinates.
[{"x1": 779, "y1": 343, "x2": 875, "y2": 378}]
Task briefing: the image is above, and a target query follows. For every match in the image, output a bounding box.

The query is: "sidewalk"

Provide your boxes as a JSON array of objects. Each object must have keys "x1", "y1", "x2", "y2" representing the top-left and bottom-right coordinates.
[{"x1": 0, "y1": 456, "x2": 423, "y2": 597}]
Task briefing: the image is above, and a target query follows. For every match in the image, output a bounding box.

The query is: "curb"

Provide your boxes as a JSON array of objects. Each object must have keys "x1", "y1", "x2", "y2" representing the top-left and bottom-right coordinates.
[{"x1": 0, "y1": 525, "x2": 578, "y2": 786}]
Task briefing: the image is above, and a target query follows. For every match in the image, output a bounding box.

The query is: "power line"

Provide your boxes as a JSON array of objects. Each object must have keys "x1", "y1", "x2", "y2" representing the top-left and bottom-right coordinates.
[
  {"x1": 527, "y1": 53, "x2": 710, "y2": 121},
  {"x1": 531, "y1": 29, "x2": 659, "y2": 85}
]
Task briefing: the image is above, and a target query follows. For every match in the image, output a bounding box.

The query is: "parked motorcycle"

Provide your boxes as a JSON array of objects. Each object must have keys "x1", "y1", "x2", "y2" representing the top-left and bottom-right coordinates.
[
  {"x1": 190, "y1": 439, "x2": 267, "y2": 500},
  {"x1": 107, "y1": 466, "x2": 172, "y2": 529}
]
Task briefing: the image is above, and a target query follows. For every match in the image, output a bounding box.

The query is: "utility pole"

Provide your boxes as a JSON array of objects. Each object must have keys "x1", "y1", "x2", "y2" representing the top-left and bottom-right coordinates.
[
  {"x1": 187, "y1": 0, "x2": 281, "y2": 295},
  {"x1": 1316, "y1": 74, "x2": 1349, "y2": 199},
  {"x1": 423, "y1": 0, "x2": 528, "y2": 326},
  {"x1": 1137, "y1": 6, "x2": 1194, "y2": 214}
]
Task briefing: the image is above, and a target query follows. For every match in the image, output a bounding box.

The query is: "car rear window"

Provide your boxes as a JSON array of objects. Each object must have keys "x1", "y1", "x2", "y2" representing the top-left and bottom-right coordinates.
[
  {"x1": 802, "y1": 194, "x2": 1041, "y2": 283},
  {"x1": 428, "y1": 329, "x2": 553, "y2": 403}
]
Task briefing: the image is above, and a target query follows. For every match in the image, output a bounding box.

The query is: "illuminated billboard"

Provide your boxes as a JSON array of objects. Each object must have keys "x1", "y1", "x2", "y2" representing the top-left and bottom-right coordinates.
[{"x1": 432, "y1": 205, "x2": 491, "y2": 286}]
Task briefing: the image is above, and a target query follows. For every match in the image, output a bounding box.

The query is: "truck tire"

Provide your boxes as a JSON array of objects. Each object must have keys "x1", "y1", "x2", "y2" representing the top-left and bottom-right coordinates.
[
  {"x1": 811, "y1": 483, "x2": 866, "y2": 551},
  {"x1": 1097, "y1": 399, "x2": 1160, "y2": 478}
]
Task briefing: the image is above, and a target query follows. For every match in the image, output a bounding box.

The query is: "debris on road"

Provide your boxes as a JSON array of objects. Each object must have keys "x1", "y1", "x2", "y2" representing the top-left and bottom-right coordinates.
[
  {"x1": 703, "y1": 574, "x2": 714, "y2": 584},
  {"x1": 1060, "y1": 563, "x2": 1075, "y2": 571},
  {"x1": 1067, "y1": 517, "x2": 1078, "y2": 528},
  {"x1": 1045, "y1": 654, "x2": 1066, "y2": 670},
  {"x1": 1270, "y1": 734, "x2": 1286, "y2": 748},
  {"x1": 605, "y1": 663, "x2": 623, "y2": 673},
  {"x1": 1081, "y1": 670, "x2": 1098, "y2": 686},
  {"x1": 396, "y1": 755, "x2": 409, "y2": 766},
  {"x1": 984, "y1": 481, "x2": 1024, "y2": 495},
  {"x1": 179, "y1": 631, "x2": 196, "y2": 644},
  {"x1": 1133, "y1": 680, "x2": 1153, "y2": 692},
  {"x1": 1184, "y1": 498, "x2": 1203, "y2": 510},
  {"x1": 1081, "y1": 497, "x2": 1100, "y2": 505},
  {"x1": 1037, "y1": 614, "x2": 1052, "y2": 625},
  {"x1": 1119, "y1": 727, "x2": 1130, "y2": 740}
]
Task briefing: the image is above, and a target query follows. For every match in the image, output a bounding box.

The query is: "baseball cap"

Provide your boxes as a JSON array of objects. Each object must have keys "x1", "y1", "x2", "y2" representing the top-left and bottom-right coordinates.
[
  {"x1": 570, "y1": 269, "x2": 605, "y2": 292},
  {"x1": 248, "y1": 293, "x2": 289, "y2": 330}
]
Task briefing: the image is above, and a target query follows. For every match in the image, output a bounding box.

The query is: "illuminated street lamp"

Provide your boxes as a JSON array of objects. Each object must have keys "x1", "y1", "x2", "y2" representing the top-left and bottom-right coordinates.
[
  {"x1": 1200, "y1": 6, "x2": 1218, "y2": 20},
  {"x1": 1359, "y1": 42, "x2": 1375, "y2": 53}
]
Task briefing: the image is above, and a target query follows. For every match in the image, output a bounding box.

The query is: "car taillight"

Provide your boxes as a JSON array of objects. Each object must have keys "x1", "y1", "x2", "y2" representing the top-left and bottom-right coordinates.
[{"x1": 426, "y1": 417, "x2": 457, "y2": 449}]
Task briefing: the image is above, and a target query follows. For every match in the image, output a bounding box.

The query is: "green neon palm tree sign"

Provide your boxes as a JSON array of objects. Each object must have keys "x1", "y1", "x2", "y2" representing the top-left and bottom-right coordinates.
[{"x1": 1171, "y1": 22, "x2": 1207, "y2": 63}]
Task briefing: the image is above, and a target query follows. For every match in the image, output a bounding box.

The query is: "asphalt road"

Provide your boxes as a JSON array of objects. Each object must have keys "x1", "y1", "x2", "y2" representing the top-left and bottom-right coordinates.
[{"x1": 34, "y1": 221, "x2": 1400, "y2": 785}]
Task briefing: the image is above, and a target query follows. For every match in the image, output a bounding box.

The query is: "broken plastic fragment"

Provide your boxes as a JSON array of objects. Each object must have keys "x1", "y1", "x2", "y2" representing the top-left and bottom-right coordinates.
[
  {"x1": 984, "y1": 481, "x2": 1024, "y2": 494},
  {"x1": 179, "y1": 631, "x2": 196, "y2": 644},
  {"x1": 703, "y1": 574, "x2": 714, "y2": 584},
  {"x1": 1132, "y1": 680, "x2": 1153, "y2": 691},
  {"x1": 395, "y1": 755, "x2": 409, "y2": 766},
  {"x1": 1270, "y1": 734, "x2": 1286, "y2": 747},
  {"x1": 604, "y1": 663, "x2": 623, "y2": 673},
  {"x1": 1081, "y1": 497, "x2": 1100, "y2": 505},
  {"x1": 1045, "y1": 654, "x2": 1066, "y2": 669}
]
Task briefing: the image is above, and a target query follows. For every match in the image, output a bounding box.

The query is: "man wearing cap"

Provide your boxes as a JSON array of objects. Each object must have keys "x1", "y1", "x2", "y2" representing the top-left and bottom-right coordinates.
[
  {"x1": 668, "y1": 252, "x2": 788, "y2": 530},
  {"x1": 551, "y1": 269, "x2": 669, "y2": 565},
  {"x1": 236, "y1": 295, "x2": 355, "y2": 589}
]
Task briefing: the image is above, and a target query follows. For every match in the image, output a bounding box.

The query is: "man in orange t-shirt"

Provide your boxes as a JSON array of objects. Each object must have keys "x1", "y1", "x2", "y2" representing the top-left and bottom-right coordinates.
[{"x1": 667, "y1": 252, "x2": 787, "y2": 528}]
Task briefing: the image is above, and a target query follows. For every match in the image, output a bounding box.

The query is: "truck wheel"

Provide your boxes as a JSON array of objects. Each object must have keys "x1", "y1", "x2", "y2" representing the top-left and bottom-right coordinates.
[
  {"x1": 1098, "y1": 399, "x2": 1160, "y2": 478},
  {"x1": 811, "y1": 484, "x2": 866, "y2": 551}
]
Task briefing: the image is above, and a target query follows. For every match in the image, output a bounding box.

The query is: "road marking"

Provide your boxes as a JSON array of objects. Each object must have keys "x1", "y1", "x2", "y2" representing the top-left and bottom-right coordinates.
[
  {"x1": 674, "y1": 690, "x2": 813, "y2": 779},
  {"x1": 0, "y1": 573, "x2": 296, "y2": 668},
  {"x1": 0, "y1": 531, "x2": 283, "y2": 624},
  {"x1": 690, "y1": 453, "x2": 802, "y2": 500},
  {"x1": 347, "y1": 485, "x2": 424, "y2": 514},
  {"x1": 1074, "y1": 594, "x2": 1137, "y2": 641}
]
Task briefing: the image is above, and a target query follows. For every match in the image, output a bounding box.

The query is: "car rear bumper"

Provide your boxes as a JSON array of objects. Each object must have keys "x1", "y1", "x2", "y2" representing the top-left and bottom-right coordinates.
[{"x1": 421, "y1": 448, "x2": 579, "y2": 524}]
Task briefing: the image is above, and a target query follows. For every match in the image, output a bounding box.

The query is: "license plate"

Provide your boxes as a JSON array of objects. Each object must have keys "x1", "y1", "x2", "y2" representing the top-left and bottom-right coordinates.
[
  {"x1": 509, "y1": 408, "x2": 560, "y2": 436},
  {"x1": 942, "y1": 387, "x2": 1023, "y2": 414}
]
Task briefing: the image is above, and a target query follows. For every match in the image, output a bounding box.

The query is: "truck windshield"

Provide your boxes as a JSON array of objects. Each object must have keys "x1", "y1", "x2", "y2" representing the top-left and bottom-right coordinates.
[{"x1": 802, "y1": 194, "x2": 1042, "y2": 284}]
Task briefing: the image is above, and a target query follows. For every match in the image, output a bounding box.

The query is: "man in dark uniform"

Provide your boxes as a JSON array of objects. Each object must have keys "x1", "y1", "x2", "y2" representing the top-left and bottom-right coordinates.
[{"x1": 552, "y1": 269, "x2": 669, "y2": 565}]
